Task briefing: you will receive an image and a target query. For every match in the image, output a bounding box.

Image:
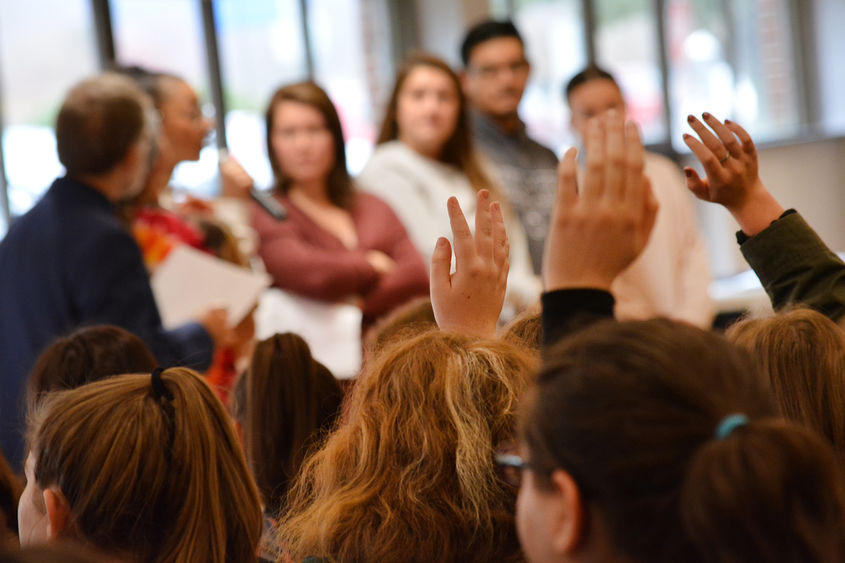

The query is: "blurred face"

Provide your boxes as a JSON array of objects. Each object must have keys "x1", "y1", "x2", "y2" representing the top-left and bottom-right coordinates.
[
  {"x1": 270, "y1": 100, "x2": 335, "y2": 186},
  {"x1": 463, "y1": 37, "x2": 529, "y2": 118},
  {"x1": 516, "y1": 450, "x2": 564, "y2": 563},
  {"x1": 158, "y1": 78, "x2": 212, "y2": 163},
  {"x1": 396, "y1": 65, "x2": 460, "y2": 158},
  {"x1": 18, "y1": 454, "x2": 48, "y2": 546},
  {"x1": 568, "y1": 78, "x2": 626, "y2": 142}
]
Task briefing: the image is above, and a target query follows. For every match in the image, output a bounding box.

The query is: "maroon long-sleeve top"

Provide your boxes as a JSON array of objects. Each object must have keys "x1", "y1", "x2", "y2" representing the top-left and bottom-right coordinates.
[{"x1": 252, "y1": 192, "x2": 430, "y2": 326}]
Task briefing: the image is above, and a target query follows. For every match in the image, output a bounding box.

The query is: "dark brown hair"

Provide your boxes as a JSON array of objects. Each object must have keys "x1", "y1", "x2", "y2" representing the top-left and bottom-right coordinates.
[
  {"x1": 523, "y1": 319, "x2": 845, "y2": 563},
  {"x1": 27, "y1": 325, "x2": 157, "y2": 413},
  {"x1": 377, "y1": 52, "x2": 494, "y2": 194},
  {"x1": 726, "y1": 308, "x2": 845, "y2": 461},
  {"x1": 564, "y1": 64, "x2": 619, "y2": 103},
  {"x1": 242, "y1": 333, "x2": 342, "y2": 516},
  {"x1": 56, "y1": 73, "x2": 151, "y2": 177},
  {"x1": 265, "y1": 82, "x2": 354, "y2": 208},
  {"x1": 28, "y1": 368, "x2": 263, "y2": 562},
  {"x1": 0, "y1": 451, "x2": 21, "y2": 542}
]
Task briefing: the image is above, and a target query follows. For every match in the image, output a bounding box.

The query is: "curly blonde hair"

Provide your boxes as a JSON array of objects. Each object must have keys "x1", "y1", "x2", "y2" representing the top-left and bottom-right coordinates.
[{"x1": 279, "y1": 329, "x2": 536, "y2": 562}]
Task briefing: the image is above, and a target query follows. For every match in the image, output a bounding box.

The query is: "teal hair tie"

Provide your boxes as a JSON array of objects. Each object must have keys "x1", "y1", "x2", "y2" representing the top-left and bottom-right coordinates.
[{"x1": 714, "y1": 413, "x2": 748, "y2": 440}]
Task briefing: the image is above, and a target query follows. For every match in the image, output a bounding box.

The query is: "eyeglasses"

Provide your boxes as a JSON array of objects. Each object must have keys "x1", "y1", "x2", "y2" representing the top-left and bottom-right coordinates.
[{"x1": 495, "y1": 453, "x2": 531, "y2": 488}]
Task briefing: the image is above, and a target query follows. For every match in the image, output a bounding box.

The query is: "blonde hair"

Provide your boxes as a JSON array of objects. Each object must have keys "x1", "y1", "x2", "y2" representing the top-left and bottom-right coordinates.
[
  {"x1": 28, "y1": 368, "x2": 263, "y2": 562},
  {"x1": 726, "y1": 308, "x2": 845, "y2": 460},
  {"x1": 280, "y1": 329, "x2": 536, "y2": 562}
]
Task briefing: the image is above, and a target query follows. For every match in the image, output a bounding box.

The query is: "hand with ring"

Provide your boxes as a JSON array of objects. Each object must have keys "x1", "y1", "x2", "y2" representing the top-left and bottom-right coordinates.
[{"x1": 683, "y1": 113, "x2": 783, "y2": 236}]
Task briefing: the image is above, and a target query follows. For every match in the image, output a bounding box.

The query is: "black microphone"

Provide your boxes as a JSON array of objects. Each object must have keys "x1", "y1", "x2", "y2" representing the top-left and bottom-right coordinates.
[
  {"x1": 250, "y1": 186, "x2": 287, "y2": 221},
  {"x1": 219, "y1": 148, "x2": 286, "y2": 221}
]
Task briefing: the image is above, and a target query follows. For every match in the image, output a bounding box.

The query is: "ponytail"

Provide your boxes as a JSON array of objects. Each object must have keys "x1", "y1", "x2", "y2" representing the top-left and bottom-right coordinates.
[
  {"x1": 30, "y1": 368, "x2": 262, "y2": 562},
  {"x1": 683, "y1": 419, "x2": 845, "y2": 562}
]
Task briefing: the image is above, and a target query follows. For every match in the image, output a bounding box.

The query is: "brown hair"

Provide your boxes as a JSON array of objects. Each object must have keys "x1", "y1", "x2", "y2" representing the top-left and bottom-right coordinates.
[
  {"x1": 56, "y1": 73, "x2": 151, "y2": 177},
  {"x1": 240, "y1": 333, "x2": 342, "y2": 516},
  {"x1": 280, "y1": 329, "x2": 536, "y2": 562},
  {"x1": 363, "y1": 296, "x2": 436, "y2": 358},
  {"x1": 28, "y1": 368, "x2": 263, "y2": 562},
  {"x1": 523, "y1": 319, "x2": 845, "y2": 563},
  {"x1": 377, "y1": 52, "x2": 495, "y2": 194},
  {"x1": 26, "y1": 325, "x2": 157, "y2": 413},
  {"x1": 726, "y1": 308, "x2": 845, "y2": 460},
  {"x1": 265, "y1": 82, "x2": 354, "y2": 208},
  {"x1": 501, "y1": 305, "x2": 542, "y2": 353}
]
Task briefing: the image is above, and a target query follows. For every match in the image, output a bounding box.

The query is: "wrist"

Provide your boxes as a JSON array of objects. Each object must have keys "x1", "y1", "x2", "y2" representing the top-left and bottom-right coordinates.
[{"x1": 728, "y1": 180, "x2": 784, "y2": 236}]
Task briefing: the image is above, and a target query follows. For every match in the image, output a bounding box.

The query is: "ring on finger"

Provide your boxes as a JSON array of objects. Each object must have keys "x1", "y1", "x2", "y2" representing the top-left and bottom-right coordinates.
[{"x1": 719, "y1": 153, "x2": 731, "y2": 164}]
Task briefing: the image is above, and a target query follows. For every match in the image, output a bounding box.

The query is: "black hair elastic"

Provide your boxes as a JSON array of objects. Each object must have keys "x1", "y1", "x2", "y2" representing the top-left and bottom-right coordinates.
[{"x1": 150, "y1": 366, "x2": 174, "y2": 402}]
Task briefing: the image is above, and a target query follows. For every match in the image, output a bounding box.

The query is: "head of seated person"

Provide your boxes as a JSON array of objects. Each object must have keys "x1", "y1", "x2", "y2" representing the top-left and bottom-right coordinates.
[
  {"x1": 266, "y1": 81, "x2": 354, "y2": 210},
  {"x1": 363, "y1": 296, "x2": 436, "y2": 358},
  {"x1": 516, "y1": 319, "x2": 845, "y2": 563},
  {"x1": 726, "y1": 307, "x2": 845, "y2": 462},
  {"x1": 280, "y1": 329, "x2": 537, "y2": 562},
  {"x1": 26, "y1": 325, "x2": 157, "y2": 413},
  {"x1": 564, "y1": 65, "x2": 626, "y2": 144},
  {"x1": 56, "y1": 73, "x2": 157, "y2": 204},
  {"x1": 19, "y1": 368, "x2": 263, "y2": 562},
  {"x1": 501, "y1": 305, "x2": 542, "y2": 354},
  {"x1": 232, "y1": 332, "x2": 342, "y2": 518}
]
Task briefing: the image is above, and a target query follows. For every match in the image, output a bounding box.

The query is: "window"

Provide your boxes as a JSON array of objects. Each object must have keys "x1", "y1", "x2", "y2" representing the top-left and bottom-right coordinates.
[
  {"x1": 215, "y1": 0, "x2": 309, "y2": 189},
  {"x1": 512, "y1": 0, "x2": 587, "y2": 154},
  {"x1": 596, "y1": 0, "x2": 666, "y2": 143},
  {"x1": 666, "y1": 0, "x2": 801, "y2": 149},
  {"x1": 308, "y1": 0, "x2": 394, "y2": 173},
  {"x1": 0, "y1": 0, "x2": 99, "y2": 216}
]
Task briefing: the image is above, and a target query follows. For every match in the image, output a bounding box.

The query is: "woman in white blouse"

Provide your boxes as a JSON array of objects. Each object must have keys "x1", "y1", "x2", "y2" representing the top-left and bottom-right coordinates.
[{"x1": 357, "y1": 52, "x2": 540, "y2": 314}]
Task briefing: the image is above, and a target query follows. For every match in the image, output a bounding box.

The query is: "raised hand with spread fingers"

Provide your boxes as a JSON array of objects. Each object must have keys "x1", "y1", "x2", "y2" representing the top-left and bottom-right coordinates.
[
  {"x1": 430, "y1": 189, "x2": 510, "y2": 338},
  {"x1": 683, "y1": 113, "x2": 784, "y2": 236}
]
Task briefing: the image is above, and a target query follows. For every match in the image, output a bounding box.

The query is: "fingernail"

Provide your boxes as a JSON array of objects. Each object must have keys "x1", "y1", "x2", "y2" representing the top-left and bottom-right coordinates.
[
  {"x1": 702, "y1": 112, "x2": 712, "y2": 120},
  {"x1": 724, "y1": 119, "x2": 733, "y2": 125},
  {"x1": 436, "y1": 237, "x2": 447, "y2": 248},
  {"x1": 682, "y1": 133, "x2": 692, "y2": 140},
  {"x1": 687, "y1": 114, "x2": 695, "y2": 124},
  {"x1": 683, "y1": 168, "x2": 693, "y2": 177}
]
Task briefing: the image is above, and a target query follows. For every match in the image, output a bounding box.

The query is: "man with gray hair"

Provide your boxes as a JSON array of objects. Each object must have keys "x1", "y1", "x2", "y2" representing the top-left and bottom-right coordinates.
[{"x1": 0, "y1": 73, "x2": 227, "y2": 468}]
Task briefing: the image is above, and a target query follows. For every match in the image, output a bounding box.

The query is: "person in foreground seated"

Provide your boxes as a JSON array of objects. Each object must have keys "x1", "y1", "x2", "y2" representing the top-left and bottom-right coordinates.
[
  {"x1": 19, "y1": 367, "x2": 263, "y2": 561},
  {"x1": 509, "y1": 107, "x2": 845, "y2": 563},
  {"x1": 513, "y1": 320, "x2": 845, "y2": 563},
  {"x1": 683, "y1": 112, "x2": 845, "y2": 321},
  {"x1": 565, "y1": 66, "x2": 713, "y2": 327},
  {"x1": 233, "y1": 332, "x2": 342, "y2": 521},
  {"x1": 278, "y1": 191, "x2": 537, "y2": 563},
  {"x1": 726, "y1": 308, "x2": 845, "y2": 462},
  {"x1": 26, "y1": 324, "x2": 157, "y2": 413},
  {"x1": 0, "y1": 73, "x2": 228, "y2": 469}
]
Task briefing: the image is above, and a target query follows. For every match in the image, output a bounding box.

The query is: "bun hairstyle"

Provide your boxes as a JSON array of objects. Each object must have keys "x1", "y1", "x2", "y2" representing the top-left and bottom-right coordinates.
[
  {"x1": 281, "y1": 329, "x2": 536, "y2": 562},
  {"x1": 523, "y1": 319, "x2": 845, "y2": 563},
  {"x1": 28, "y1": 368, "x2": 262, "y2": 563}
]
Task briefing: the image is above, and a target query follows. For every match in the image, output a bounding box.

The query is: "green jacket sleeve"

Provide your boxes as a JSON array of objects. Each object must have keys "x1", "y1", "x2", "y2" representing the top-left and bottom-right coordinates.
[{"x1": 740, "y1": 210, "x2": 845, "y2": 320}]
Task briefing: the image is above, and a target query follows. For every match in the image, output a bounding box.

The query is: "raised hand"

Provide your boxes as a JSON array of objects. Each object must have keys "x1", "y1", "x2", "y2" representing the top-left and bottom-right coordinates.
[
  {"x1": 543, "y1": 110, "x2": 658, "y2": 292},
  {"x1": 430, "y1": 189, "x2": 509, "y2": 338},
  {"x1": 683, "y1": 113, "x2": 783, "y2": 236}
]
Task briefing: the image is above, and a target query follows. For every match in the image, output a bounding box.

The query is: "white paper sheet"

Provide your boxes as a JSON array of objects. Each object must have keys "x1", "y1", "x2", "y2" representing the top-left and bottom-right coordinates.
[{"x1": 151, "y1": 245, "x2": 271, "y2": 329}]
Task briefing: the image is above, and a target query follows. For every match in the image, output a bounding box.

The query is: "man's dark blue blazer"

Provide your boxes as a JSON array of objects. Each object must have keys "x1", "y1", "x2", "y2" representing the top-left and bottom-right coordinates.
[{"x1": 0, "y1": 176, "x2": 213, "y2": 469}]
